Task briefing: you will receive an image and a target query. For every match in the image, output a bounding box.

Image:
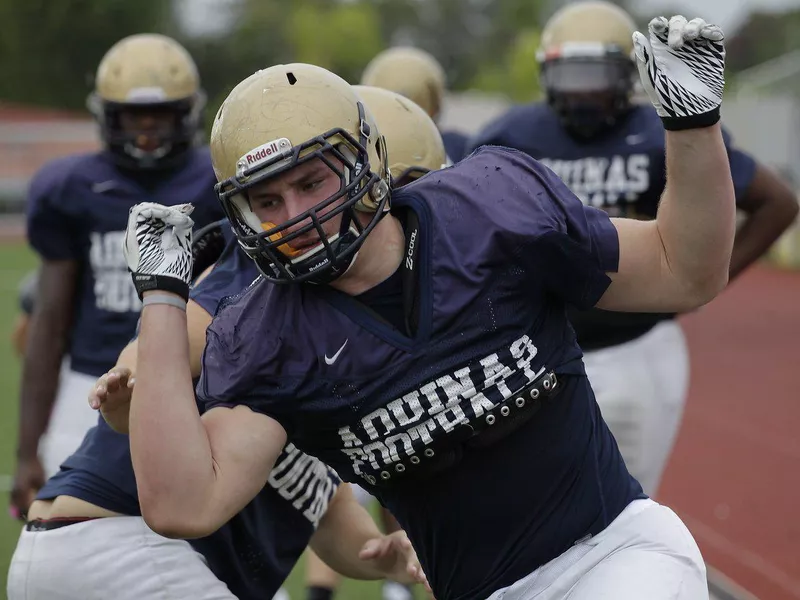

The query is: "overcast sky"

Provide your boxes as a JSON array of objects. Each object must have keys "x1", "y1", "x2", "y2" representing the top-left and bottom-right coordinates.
[
  {"x1": 177, "y1": 0, "x2": 800, "y2": 38},
  {"x1": 633, "y1": 0, "x2": 800, "y2": 32}
]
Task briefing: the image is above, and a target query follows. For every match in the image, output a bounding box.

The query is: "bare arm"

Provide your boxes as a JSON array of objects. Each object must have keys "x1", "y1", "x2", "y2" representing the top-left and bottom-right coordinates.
[
  {"x1": 130, "y1": 291, "x2": 286, "y2": 538},
  {"x1": 310, "y1": 484, "x2": 426, "y2": 585},
  {"x1": 11, "y1": 260, "x2": 77, "y2": 515},
  {"x1": 597, "y1": 124, "x2": 736, "y2": 313},
  {"x1": 729, "y1": 163, "x2": 798, "y2": 279}
]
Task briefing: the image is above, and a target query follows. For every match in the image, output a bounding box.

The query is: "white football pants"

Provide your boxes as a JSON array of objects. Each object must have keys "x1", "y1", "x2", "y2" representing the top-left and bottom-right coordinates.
[
  {"x1": 583, "y1": 320, "x2": 690, "y2": 497},
  {"x1": 38, "y1": 361, "x2": 101, "y2": 477},
  {"x1": 486, "y1": 499, "x2": 707, "y2": 600},
  {"x1": 7, "y1": 516, "x2": 237, "y2": 600}
]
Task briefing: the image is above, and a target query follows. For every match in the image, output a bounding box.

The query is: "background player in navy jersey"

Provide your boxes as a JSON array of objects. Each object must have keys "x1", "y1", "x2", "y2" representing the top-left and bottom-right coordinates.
[
  {"x1": 360, "y1": 47, "x2": 470, "y2": 164},
  {"x1": 123, "y1": 14, "x2": 737, "y2": 599},
  {"x1": 10, "y1": 33, "x2": 225, "y2": 519},
  {"x1": 465, "y1": 0, "x2": 799, "y2": 497},
  {"x1": 7, "y1": 224, "x2": 427, "y2": 600}
]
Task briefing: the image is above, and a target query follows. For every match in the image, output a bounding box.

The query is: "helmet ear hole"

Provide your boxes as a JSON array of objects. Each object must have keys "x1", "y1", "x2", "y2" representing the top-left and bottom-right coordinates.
[{"x1": 287, "y1": 72, "x2": 297, "y2": 85}]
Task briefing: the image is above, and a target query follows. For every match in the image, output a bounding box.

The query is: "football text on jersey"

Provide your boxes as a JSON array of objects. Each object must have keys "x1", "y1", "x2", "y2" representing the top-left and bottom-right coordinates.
[
  {"x1": 337, "y1": 334, "x2": 544, "y2": 482},
  {"x1": 268, "y1": 443, "x2": 338, "y2": 527},
  {"x1": 540, "y1": 154, "x2": 650, "y2": 216},
  {"x1": 90, "y1": 231, "x2": 143, "y2": 313}
]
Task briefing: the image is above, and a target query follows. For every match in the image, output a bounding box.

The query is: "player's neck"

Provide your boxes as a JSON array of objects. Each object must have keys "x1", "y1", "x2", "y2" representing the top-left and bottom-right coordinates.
[{"x1": 330, "y1": 213, "x2": 405, "y2": 296}]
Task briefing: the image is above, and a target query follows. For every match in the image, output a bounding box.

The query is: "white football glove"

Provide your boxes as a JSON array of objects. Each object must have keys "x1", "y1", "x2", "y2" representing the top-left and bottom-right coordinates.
[
  {"x1": 633, "y1": 15, "x2": 725, "y2": 130},
  {"x1": 123, "y1": 202, "x2": 195, "y2": 300}
]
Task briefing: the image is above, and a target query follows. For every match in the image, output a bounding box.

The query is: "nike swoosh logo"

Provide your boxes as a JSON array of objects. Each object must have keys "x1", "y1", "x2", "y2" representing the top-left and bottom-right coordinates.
[
  {"x1": 625, "y1": 134, "x2": 646, "y2": 145},
  {"x1": 324, "y1": 339, "x2": 348, "y2": 365},
  {"x1": 92, "y1": 180, "x2": 118, "y2": 194}
]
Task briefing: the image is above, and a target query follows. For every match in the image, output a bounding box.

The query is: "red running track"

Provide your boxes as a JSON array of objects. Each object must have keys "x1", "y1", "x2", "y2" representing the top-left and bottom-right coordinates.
[{"x1": 660, "y1": 265, "x2": 800, "y2": 600}]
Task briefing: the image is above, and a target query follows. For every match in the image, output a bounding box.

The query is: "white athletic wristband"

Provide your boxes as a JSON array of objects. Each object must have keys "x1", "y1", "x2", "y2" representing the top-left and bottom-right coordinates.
[{"x1": 142, "y1": 293, "x2": 187, "y2": 311}]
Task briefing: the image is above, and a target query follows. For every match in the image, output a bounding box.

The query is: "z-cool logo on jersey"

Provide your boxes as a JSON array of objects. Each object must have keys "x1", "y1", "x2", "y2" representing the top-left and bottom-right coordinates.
[
  {"x1": 337, "y1": 334, "x2": 544, "y2": 482},
  {"x1": 269, "y1": 443, "x2": 339, "y2": 527}
]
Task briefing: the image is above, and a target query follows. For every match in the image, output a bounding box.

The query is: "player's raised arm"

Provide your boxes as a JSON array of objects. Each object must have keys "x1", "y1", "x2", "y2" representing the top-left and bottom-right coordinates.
[
  {"x1": 91, "y1": 222, "x2": 227, "y2": 433},
  {"x1": 596, "y1": 16, "x2": 736, "y2": 313},
  {"x1": 122, "y1": 203, "x2": 284, "y2": 537}
]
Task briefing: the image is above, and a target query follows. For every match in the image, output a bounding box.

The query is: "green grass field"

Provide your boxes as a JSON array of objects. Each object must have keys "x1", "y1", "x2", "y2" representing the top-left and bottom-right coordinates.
[{"x1": 0, "y1": 242, "x2": 424, "y2": 599}]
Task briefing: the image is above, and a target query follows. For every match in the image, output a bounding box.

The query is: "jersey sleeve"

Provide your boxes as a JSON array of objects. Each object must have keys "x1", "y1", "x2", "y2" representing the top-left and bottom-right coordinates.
[
  {"x1": 195, "y1": 285, "x2": 296, "y2": 433},
  {"x1": 25, "y1": 160, "x2": 82, "y2": 261},
  {"x1": 721, "y1": 126, "x2": 757, "y2": 203},
  {"x1": 470, "y1": 146, "x2": 620, "y2": 309}
]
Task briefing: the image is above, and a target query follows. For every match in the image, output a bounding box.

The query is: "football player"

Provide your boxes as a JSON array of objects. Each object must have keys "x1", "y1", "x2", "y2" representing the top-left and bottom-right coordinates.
[
  {"x1": 124, "y1": 14, "x2": 736, "y2": 600},
  {"x1": 360, "y1": 46, "x2": 470, "y2": 163},
  {"x1": 301, "y1": 84, "x2": 446, "y2": 600},
  {"x1": 466, "y1": 0, "x2": 799, "y2": 497},
  {"x1": 10, "y1": 33, "x2": 225, "y2": 519},
  {"x1": 7, "y1": 86, "x2": 445, "y2": 600}
]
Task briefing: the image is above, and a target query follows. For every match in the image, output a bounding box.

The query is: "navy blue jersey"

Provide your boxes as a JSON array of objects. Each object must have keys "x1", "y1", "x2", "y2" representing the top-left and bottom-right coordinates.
[
  {"x1": 25, "y1": 148, "x2": 225, "y2": 376},
  {"x1": 440, "y1": 129, "x2": 469, "y2": 163},
  {"x1": 198, "y1": 146, "x2": 643, "y2": 600},
  {"x1": 36, "y1": 228, "x2": 341, "y2": 600},
  {"x1": 468, "y1": 102, "x2": 758, "y2": 349}
]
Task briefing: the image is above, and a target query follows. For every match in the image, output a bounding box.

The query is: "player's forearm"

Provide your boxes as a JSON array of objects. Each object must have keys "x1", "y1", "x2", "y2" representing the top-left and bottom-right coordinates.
[
  {"x1": 657, "y1": 124, "x2": 736, "y2": 302},
  {"x1": 16, "y1": 311, "x2": 69, "y2": 459},
  {"x1": 130, "y1": 299, "x2": 217, "y2": 537},
  {"x1": 310, "y1": 488, "x2": 387, "y2": 580}
]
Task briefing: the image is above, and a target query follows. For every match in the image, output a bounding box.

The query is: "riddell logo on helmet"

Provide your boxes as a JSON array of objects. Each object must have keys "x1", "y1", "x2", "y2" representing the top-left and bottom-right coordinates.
[
  {"x1": 238, "y1": 138, "x2": 292, "y2": 172},
  {"x1": 246, "y1": 142, "x2": 279, "y2": 164}
]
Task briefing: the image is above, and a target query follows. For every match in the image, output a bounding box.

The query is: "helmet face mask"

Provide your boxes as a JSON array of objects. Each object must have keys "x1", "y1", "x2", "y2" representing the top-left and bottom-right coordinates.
[
  {"x1": 541, "y1": 51, "x2": 635, "y2": 139},
  {"x1": 212, "y1": 68, "x2": 391, "y2": 286},
  {"x1": 89, "y1": 95, "x2": 204, "y2": 170},
  {"x1": 538, "y1": 1, "x2": 638, "y2": 140},
  {"x1": 89, "y1": 34, "x2": 205, "y2": 171}
]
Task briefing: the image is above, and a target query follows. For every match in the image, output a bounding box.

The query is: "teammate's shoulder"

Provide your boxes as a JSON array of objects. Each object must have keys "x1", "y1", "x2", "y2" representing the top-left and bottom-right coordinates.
[
  {"x1": 470, "y1": 102, "x2": 557, "y2": 154},
  {"x1": 28, "y1": 151, "x2": 107, "y2": 200},
  {"x1": 199, "y1": 278, "x2": 282, "y2": 401},
  {"x1": 408, "y1": 145, "x2": 556, "y2": 221}
]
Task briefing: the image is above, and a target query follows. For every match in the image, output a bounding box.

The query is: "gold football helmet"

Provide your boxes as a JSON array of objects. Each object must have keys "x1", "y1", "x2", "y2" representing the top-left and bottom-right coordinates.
[
  {"x1": 360, "y1": 47, "x2": 446, "y2": 121},
  {"x1": 353, "y1": 85, "x2": 446, "y2": 187},
  {"x1": 537, "y1": 1, "x2": 637, "y2": 138},
  {"x1": 88, "y1": 34, "x2": 205, "y2": 169},
  {"x1": 211, "y1": 64, "x2": 391, "y2": 285}
]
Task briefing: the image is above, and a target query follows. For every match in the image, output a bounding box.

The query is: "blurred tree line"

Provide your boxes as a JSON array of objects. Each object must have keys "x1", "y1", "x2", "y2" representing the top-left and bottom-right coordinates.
[{"x1": 1, "y1": 0, "x2": 798, "y2": 121}]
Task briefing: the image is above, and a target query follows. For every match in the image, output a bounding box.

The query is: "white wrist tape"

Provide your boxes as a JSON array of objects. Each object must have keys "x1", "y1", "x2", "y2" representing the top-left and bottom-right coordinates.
[{"x1": 142, "y1": 293, "x2": 188, "y2": 311}]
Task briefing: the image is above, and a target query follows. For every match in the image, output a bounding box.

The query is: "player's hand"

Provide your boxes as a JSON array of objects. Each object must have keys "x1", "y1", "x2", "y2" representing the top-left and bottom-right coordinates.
[
  {"x1": 10, "y1": 456, "x2": 45, "y2": 522},
  {"x1": 359, "y1": 530, "x2": 432, "y2": 594},
  {"x1": 123, "y1": 202, "x2": 195, "y2": 301},
  {"x1": 89, "y1": 367, "x2": 135, "y2": 434},
  {"x1": 633, "y1": 15, "x2": 725, "y2": 131}
]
